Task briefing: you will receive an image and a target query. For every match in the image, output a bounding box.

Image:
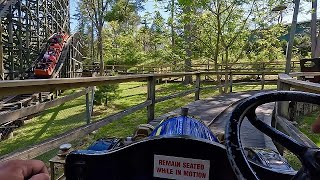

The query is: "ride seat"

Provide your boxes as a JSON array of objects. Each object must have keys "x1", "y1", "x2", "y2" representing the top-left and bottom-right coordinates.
[{"x1": 65, "y1": 136, "x2": 236, "y2": 180}]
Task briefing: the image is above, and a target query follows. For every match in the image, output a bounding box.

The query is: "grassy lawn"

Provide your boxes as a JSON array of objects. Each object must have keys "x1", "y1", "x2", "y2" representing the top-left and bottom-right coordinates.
[
  {"x1": 0, "y1": 81, "x2": 276, "y2": 164},
  {"x1": 297, "y1": 111, "x2": 320, "y2": 146},
  {"x1": 0, "y1": 90, "x2": 87, "y2": 156}
]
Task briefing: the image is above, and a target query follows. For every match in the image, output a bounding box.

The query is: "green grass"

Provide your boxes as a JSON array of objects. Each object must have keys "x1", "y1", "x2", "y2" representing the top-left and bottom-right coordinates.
[
  {"x1": 93, "y1": 82, "x2": 199, "y2": 139},
  {"x1": 284, "y1": 110, "x2": 320, "y2": 170},
  {"x1": 0, "y1": 82, "x2": 276, "y2": 164},
  {"x1": 297, "y1": 111, "x2": 320, "y2": 146},
  {"x1": 0, "y1": 90, "x2": 87, "y2": 156},
  {"x1": 283, "y1": 150, "x2": 301, "y2": 170}
]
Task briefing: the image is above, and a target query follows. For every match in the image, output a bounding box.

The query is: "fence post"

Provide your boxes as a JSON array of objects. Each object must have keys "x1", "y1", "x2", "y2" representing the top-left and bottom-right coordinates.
[
  {"x1": 195, "y1": 73, "x2": 201, "y2": 101},
  {"x1": 224, "y1": 70, "x2": 229, "y2": 93},
  {"x1": 91, "y1": 86, "x2": 95, "y2": 115},
  {"x1": 292, "y1": 62, "x2": 295, "y2": 71},
  {"x1": 39, "y1": 92, "x2": 42, "y2": 103},
  {"x1": 261, "y1": 71, "x2": 265, "y2": 90},
  {"x1": 55, "y1": 90, "x2": 59, "y2": 98},
  {"x1": 217, "y1": 72, "x2": 223, "y2": 93},
  {"x1": 229, "y1": 72, "x2": 233, "y2": 93},
  {"x1": 147, "y1": 76, "x2": 156, "y2": 122},
  {"x1": 85, "y1": 87, "x2": 91, "y2": 124},
  {"x1": 277, "y1": 80, "x2": 291, "y2": 119}
]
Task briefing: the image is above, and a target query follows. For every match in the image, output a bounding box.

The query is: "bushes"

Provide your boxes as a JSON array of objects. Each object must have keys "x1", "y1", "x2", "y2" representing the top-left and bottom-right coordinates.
[{"x1": 94, "y1": 84, "x2": 120, "y2": 105}]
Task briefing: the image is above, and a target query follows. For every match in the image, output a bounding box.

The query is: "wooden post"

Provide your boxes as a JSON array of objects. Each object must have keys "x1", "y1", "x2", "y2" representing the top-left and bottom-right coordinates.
[
  {"x1": 195, "y1": 73, "x2": 201, "y2": 101},
  {"x1": 224, "y1": 70, "x2": 229, "y2": 93},
  {"x1": 277, "y1": 80, "x2": 291, "y2": 119},
  {"x1": 218, "y1": 66, "x2": 223, "y2": 93},
  {"x1": 86, "y1": 88, "x2": 91, "y2": 124},
  {"x1": 147, "y1": 76, "x2": 156, "y2": 122},
  {"x1": 91, "y1": 86, "x2": 95, "y2": 115},
  {"x1": 0, "y1": 22, "x2": 4, "y2": 80},
  {"x1": 261, "y1": 71, "x2": 265, "y2": 90},
  {"x1": 292, "y1": 62, "x2": 295, "y2": 72},
  {"x1": 55, "y1": 90, "x2": 59, "y2": 98},
  {"x1": 39, "y1": 92, "x2": 42, "y2": 103},
  {"x1": 229, "y1": 72, "x2": 233, "y2": 93}
]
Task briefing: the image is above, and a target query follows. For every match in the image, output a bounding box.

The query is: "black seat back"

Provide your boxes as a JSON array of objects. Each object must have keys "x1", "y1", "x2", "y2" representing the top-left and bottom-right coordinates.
[{"x1": 65, "y1": 136, "x2": 235, "y2": 180}]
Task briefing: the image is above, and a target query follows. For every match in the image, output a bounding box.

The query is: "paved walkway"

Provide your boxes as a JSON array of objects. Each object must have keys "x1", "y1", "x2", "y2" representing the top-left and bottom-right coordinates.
[{"x1": 149, "y1": 90, "x2": 277, "y2": 151}]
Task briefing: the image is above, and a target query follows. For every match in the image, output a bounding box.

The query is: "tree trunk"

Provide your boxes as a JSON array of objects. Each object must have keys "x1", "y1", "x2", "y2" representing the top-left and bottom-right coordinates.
[
  {"x1": 313, "y1": 0, "x2": 320, "y2": 57},
  {"x1": 183, "y1": 6, "x2": 192, "y2": 84},
  {"x1": 98, "y1": 29, "x2": 104, "y2": 76},
  {"x1": 285, "y1": 0, "x2": 300, "y2": 74},
  {"x1": 91, "y1": 21, "x2": 94, "y2": 62},
  {"x1": 224, "y1": 48, "x2": 229, "y2": 93},
  {"x1": 171, "y1": 0, "x2": 176, "y2": 71},
  {"x1": 311, "y1": 0, "x2": 317, "y2": 58},
  {"x1": 171, "y1": 0, "x2": 175, "y2": 48},
  {"x1": 214, "y1": 9, "x2": 222, "y2": 92}
]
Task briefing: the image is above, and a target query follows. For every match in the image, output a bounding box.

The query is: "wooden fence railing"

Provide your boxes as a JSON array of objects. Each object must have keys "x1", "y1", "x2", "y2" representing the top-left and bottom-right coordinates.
[
  {"x1": 0, "y1": 70, "x2": 278, "y2": 161},
  {"x1": 82, "y1": 60, "x2": 300, "y2": 74},
  {"x1": 276, "y1": 72, "x2": 320, "y2": 150}
]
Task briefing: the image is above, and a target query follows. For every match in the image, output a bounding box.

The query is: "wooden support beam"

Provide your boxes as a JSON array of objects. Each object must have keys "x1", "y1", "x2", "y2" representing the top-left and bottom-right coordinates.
[
  {"x1": 277, "y1": 76, "x2": 291, "y2": 119},
  {"x1": 195, "y1": 73, "x2": 201, "y2": 101},
  {"x1": 229, "y1": 72, "x2": 233, "y2": 93},
  {"x1": 0, "y1": 22, "x2": 3, "y2": 80},
  {"x1": 147, "y1": 76, "x2": 156, "y2": 122},
  {"x1": 85, "y1": 89, "x2": 91, "y2": 124},
  {"x1": 0, "y1": 75, "x2": 148, "y2": 96},
  {"x1": 261, "y1": 72, "x2": 265, "y2": 90}
]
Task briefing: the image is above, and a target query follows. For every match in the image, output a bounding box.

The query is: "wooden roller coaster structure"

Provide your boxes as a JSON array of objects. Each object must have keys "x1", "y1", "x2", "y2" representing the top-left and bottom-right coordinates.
[{"x1": 0, "y1": 0, "x2": 84, "y2": 139}]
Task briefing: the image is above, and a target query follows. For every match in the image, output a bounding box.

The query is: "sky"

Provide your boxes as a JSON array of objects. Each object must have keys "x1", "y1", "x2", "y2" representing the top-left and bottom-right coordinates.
[
  {"x1": 69, "y1": 0, "x2": 166, "y2": 32},
  {"x1": 69, "y1": 0, "x2": 318, "y2": 32},
  {"x1": 70, "y1": 0, "x2": 78, "y2": 32}
]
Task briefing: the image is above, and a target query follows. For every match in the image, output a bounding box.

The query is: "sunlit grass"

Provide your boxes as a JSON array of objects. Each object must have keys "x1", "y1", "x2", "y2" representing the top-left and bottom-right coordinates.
[
  {"x1": 297, "y1": 111, "x2": 320, "y2": 147},
  {"x1": 284, "y1": 110, "x2": 320, "y2": 170},
  {"x1": 0, "y1": 91, "x2": 87, "y2": 156}
]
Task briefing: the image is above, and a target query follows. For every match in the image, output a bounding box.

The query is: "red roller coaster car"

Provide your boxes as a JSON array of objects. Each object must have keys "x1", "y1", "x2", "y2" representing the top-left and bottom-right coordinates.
[{"x1": 34, "y1": 32, "x2": 69, "y2": 77}]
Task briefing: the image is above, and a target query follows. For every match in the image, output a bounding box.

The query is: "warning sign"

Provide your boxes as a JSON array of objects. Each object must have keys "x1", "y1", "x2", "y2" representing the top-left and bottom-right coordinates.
[{"x1": 153, "y1": 155, "x2": 210, "y2": 180}]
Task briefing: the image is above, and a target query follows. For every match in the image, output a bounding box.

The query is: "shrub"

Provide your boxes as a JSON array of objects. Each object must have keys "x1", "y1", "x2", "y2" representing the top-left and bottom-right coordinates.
[{"x1": 94, "y1": 84, "x2": 120, "y2": 105}]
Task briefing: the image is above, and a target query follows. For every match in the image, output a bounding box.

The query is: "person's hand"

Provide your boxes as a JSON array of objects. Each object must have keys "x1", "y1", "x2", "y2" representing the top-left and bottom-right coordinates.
[
  {"x1": 311, "y1": 114, "x2": 320, "y2": 133},
  {"x1": 0, "y1": 160, "x2": 49, "y2": 180}
]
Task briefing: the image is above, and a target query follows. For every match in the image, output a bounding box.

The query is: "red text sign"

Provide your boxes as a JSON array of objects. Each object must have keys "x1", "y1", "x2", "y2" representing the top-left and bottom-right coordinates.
[{"x1": 154, "y1": 155, "x2": 210, "y2": 180}]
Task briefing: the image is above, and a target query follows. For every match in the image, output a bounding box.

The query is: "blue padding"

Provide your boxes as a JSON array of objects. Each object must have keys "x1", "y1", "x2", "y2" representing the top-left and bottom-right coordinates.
[
  {"x1": 71, "y1": 150, "x2": 107, "y2": 155},
  {"x1": 149, "y1": 116, "x2": 219, "y2": 142},
  {"x1": 87, "y1": 139, "x2": 113, "y2": 151}
]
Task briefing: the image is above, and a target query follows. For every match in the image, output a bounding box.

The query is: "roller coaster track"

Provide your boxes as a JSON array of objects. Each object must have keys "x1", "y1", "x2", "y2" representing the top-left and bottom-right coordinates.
[
  {"x1": 0, "y1": 0, "x2": 84, "y2": 139},
  {"x1": 1, "y1": 32, "x2": 82, "y2": 106},
  {"x1": 0, "y1": 0, "x2": 71, "y2": 80},
  {"x1": 0, "y1": 0, "x2": 17, "y2": 18},
  {"x1": 0, "y1": 32, "x2": 83, "y2": 139}
]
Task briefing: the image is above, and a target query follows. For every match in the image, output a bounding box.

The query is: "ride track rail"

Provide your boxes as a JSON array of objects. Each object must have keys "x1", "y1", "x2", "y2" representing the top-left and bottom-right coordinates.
[
  {"x1": 208, "y1": 98, "x2": 246, "y2": 128},
  {"x1": 0, "y1": 0, "x2": 17, "y2": 18},
  {"x1": 0, "y1": 33, "x2": 80, "y2": 139},
  {"x1": 200, "y1": 91, "x2": 278, "y2": 150}
]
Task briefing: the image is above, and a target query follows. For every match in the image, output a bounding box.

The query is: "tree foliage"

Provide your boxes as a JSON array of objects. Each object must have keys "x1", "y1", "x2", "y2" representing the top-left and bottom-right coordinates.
[{"x1": 75, "y1": 0, "x2": 309, "y2": 73}]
